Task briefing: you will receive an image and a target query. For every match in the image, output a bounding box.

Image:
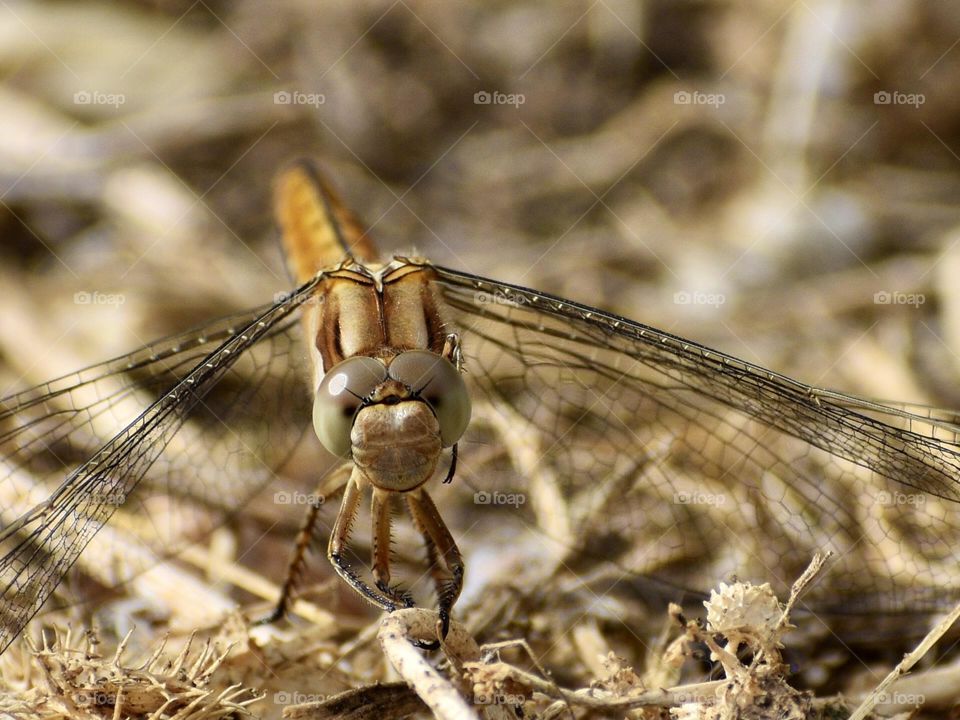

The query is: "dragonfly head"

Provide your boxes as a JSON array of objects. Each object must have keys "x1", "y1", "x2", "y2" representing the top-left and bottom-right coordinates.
[{"x1": 312, "y1": 350, "x2": 471, "y2": 491}]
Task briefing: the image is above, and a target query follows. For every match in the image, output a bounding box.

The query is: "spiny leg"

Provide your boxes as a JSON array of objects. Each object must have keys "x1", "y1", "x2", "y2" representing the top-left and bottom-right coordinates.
[
  {"x1": 420, "y1": 531, "x2": 444, "y2": 590},
  {"x1": 405, "y1": 530, "x2": 446, "y2": 652},
  {"x1": 327, "y1": 472, "x2": 406, "y2": 612},
  {"x1": 371, "y1": 488, "x2": 414, "y2": 608},
  {"x1": 257, "y1": 463, "x2": 351, "y2": 624},
  {"x1": 406, "y1": 489, "x2": 464, "y2": 642}
]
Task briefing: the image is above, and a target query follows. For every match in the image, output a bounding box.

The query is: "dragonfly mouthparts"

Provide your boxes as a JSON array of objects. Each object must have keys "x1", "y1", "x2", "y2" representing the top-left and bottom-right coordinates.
[{"x1": 350, "y1": 401, "x2": 442, "y2": 492}]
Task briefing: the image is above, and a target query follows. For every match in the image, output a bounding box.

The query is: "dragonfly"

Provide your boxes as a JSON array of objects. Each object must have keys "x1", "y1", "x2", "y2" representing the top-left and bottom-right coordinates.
[{"x1": 2, "y1": 159, "x2": 960, "y2": 659}]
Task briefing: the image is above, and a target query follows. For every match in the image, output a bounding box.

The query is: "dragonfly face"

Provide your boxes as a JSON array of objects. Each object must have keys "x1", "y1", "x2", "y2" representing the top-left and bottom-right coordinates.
[{"x1": 316, "y1": 349, "x2": 470, "y2": 491}]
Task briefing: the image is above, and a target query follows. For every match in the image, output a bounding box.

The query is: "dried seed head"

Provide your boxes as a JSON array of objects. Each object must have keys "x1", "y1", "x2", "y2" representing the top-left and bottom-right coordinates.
[{"x1": 704, "y1": 581, "x2": 784, "y2": 651}]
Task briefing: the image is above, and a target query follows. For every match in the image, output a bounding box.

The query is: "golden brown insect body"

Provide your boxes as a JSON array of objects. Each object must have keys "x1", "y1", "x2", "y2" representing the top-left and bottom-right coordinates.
[{"x1": 265, "y1": 160, "x2": 468, "y2": 645}]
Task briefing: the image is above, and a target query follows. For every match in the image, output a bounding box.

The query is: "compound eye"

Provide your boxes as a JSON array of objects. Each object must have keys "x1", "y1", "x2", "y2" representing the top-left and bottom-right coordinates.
[
  {"x1": 388, "y1": 350, "x2": 471, "y2": 447},
  {"x1": 313, "y1": 355, "x2": 387, "y2": 456}
]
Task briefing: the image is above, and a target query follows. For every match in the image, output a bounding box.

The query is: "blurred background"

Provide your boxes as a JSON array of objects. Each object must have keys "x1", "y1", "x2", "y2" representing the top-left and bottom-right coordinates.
[
  {"x1": 2, "y1": 0, "x2": 960, "y2": 713},
  {"x1": 2, "y1": 0, "x2": 960, "y2": 407}
]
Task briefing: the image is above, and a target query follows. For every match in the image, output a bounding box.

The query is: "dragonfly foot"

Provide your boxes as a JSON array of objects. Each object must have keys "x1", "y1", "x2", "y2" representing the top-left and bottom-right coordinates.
[{"x1": 376, "y1": 579, "x2": 416, "y2": 608}]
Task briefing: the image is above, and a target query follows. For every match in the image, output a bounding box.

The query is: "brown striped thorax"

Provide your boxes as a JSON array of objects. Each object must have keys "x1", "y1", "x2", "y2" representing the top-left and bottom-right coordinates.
[{"x1": 300, "y1": 257, "x2": 452, "y2": 381}]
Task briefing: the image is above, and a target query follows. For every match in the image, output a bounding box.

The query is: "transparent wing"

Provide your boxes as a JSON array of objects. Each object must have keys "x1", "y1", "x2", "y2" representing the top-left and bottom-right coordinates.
[
  {"x1": 0, "y1": 277, "x2": 320, "y2": 655},
  {"x1": 432, "y1": 265, "x2": 960, "y2": 638}
]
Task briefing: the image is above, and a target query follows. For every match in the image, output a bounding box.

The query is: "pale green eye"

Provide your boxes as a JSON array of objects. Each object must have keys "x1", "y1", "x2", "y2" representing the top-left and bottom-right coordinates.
[
  {"x1": 388, "y1": 350, "x2": 471, "y2": 447},
  {"x1": 313, "y1": 356, "x2": 387, "y2": 456}
]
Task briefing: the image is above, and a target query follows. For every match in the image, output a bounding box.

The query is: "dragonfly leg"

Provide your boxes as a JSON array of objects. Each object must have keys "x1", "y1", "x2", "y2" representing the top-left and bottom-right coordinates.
[
  {"x1": 327, "y1": 473, "x2": 409, "y2": 613},
  {"x1": 371, "y1": 488, "x2": 415, "y2": 608},
  {"x1": 406, "y1": 488, "x2": 464, "y2": 643},
  {"x1": 256, "y1": 463, "x2": 351, "y2": 625}
]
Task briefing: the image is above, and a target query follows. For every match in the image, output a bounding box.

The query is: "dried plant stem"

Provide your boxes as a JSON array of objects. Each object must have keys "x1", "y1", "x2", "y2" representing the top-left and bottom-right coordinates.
[
  {"x1": 377, "y1": 609, "x2": 481, "y2": 720},
  {"x1": 849, "y1": 596, "x2": 960, "y2": 720}
]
